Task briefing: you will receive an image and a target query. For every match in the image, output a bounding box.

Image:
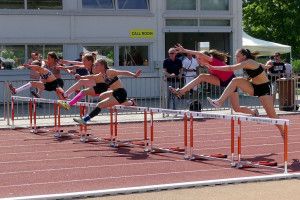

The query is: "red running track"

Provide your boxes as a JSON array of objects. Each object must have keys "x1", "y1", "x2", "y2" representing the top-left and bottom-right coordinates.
[{"x1": 0, "y1": 115, "x2": 299, "y2": 198}]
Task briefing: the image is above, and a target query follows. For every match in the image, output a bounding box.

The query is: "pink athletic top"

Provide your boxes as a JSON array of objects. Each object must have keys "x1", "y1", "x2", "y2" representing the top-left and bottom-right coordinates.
[{"x1": 208, "y1": 57, "x2": 234, "y2": 81}]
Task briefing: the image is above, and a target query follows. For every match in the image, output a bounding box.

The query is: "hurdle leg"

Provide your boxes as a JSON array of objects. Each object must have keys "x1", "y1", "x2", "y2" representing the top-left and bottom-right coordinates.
[
  {"x1": 29, "y1": 100, "x2": 33, "y2": 129},
  {"x1": 230, "y1": 117, "x2": 236, "y2": 167},
  {"x1": 143, "y1": 110, "x2": 149, "y2": 151},
  {"x1": 57, "y1": 104, "x2": 61, "y2": 132},
  {"x1": 237, "y1": 118, "x2": 241, "y2": 163},
  {"x1": 110, "y1": 108, "x2": 114, "y2": 143},
  {"x1": 150, "y1": 111, "x2": 154, "y2": 151},
  {"x1": 188, "y1": 115, "x2": 194, "y2": 160},
  {"x1": 79, "y1": 106, "x2": 89, "y2": 142},
  {"x1": 11, "y1": 96, "x2": 15, "y2": 129},
  {"x1": 84, "y1": 106, "x2": 87, "y2": 134},
  {"x1": 32, "y1": 99, "x2": 37, "y2": 133},
  {"x1": 112, "y1": 108, "x2": 118, "y2": 147},
  {"x1": 183, "y1": 113, "x2": 188, "y2": 159},
  {"x1": 284, "y1": 122, "x2": 288, "y2": 174}
]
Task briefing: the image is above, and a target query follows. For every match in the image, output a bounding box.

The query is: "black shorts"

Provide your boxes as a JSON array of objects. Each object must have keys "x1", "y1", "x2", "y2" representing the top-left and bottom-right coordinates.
[
  {"x1": 252, "y1": 82, "x2": 271, "y2": 97},
  {"x1": 44, "y1": 80, "x2": 59, "y2": 91},
  {"x1": 93, "y1": 83, "x2": 109, "y2": 94},
  {"x1": 220, "y1": 75, "x2": 237, "y2": 92},
  {"x1": 113, "y1": 88, "x2": 127, "y2": 104},
  {"x1": 56, "y1": 78, "x2": 64, "y2": 88}
]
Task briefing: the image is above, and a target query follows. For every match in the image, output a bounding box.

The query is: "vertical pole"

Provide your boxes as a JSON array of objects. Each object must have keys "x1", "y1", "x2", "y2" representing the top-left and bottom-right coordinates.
[
  {"x1": 144, "y1": 110, "x2": 148, "y2": 149},
  {"x1": 114, "y1": 108, "x2": 118, "y2": 141},
  {"x1": 84, "y1": 106, "x2": 87, "y2": 133},
  {"x1": 79, "y1": 106, "x2": 83, "y2": 133},
  {"x1": 33, "y1": 99, "x2": 37, "y2": 132},
  {"x1": 54, "y1": 103, "x2": 57, "y2": 132},
  {"x1": 11, "y1": 96, "x2": 15, "y2": 129},
  {"x1": 29, "y1": 100, "x2": 33, "y2": 129},
  {"x1": 57, "y1": 104, "x2": 61, "y2": 132},
  {"x1": 184, "y1": 113, "x2": 188, "y2": 156},
  {"x1": 190, "y1": 115, "x2": 194, "y2": 158},
  {"x1": 150, "y1": 111, "x2": 154, "y2": 151},
  {"x1": 237, "y1": 118, "x2": 241, "y2": 163},
  {"x1": 110, "y1": 108, "x2": 113, "y2": 141},
  {"x1": 284, "y1": 122, "x2": 288, "y2": 174},
  {"x1": 231, "y1": 117, "x2": 235, "y2": 165}
]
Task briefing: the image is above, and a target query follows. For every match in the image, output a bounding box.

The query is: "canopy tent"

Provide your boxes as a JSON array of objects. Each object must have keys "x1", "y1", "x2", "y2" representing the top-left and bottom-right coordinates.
[{"x1": 242, "y1": 31, "x2": 291, "y2": 56}]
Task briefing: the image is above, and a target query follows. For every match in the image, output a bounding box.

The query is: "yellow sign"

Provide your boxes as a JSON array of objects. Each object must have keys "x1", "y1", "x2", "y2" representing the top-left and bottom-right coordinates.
[{"x1": 129, "y1": 29, "x2": 155, "y2": 39}]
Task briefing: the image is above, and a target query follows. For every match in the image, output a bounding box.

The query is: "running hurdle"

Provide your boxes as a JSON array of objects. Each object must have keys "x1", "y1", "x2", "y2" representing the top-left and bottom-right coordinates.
[
  {"x1": 11, "y1": 96, "x2": 96, "y2": 138},
  {"x1": 113, "y1": 106, "x2": 289, "y2": 174}
]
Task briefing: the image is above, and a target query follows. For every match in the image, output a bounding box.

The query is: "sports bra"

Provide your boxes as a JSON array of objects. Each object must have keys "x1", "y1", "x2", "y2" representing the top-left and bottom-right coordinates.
[
  {"x1": 104, "y1": 75, "x2": 119, "y2": 86},
  {"x1": 243, "y1": 65, "x2": 264, "y2": 78},
  {"x1": 40, "y1": 69, "x2": 53, "y2": 80}
]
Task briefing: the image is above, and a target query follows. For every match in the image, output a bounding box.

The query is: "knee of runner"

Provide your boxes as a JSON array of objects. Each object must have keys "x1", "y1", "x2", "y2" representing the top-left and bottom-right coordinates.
[{"x1": 231, "y1": 105, "x2": 241, "y2": 112}]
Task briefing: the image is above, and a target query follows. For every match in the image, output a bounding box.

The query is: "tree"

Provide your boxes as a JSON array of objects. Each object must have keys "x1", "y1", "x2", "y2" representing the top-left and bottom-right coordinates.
[{"x1": 243, "y1": 0, "x2": 300, "y2": 58}]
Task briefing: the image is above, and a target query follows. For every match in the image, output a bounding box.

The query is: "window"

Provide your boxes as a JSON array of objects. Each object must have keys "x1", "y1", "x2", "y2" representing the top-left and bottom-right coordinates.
[
  {"x1": 27, "y1": 0, "x2": 62, "y2": 10},
  {"x1": 84, "y1": 46, "x2": 114, "y2": 66},
  {"x1": 0, "y1": 0, "x2": 62, "y2": 9},
  {"x1": 44, "y1": 45, "x2": 63, "y2": 59},
  {"x1": 82, "y1": 0, "x2": 149, "y2": 10},
  {"x1": 166, "y1": 0, "x2": 196, "y2": 10},
  {"x1": 199, "y1": 20, "x2": 230, "y2": 26},
  {"x1": 166, "y1": 19, "x2": 198, "y2": 26},
  {"x1": 82, "y1": 0, "x2": 114, "y2": 9},
  {"x1": 119, "y1": 46, "x2": 148, "y2": 66},
  {"x1": 0, "y1": 0, "x2": 24, "y2": 9},
  {"x1": 0, "y1": 44, "x2": 63, "y2": 70},
  {"x1": 200, "y1": 0, "x2": 229, "y2": 11},
  {"x1": 117, "y1": 0, "x2": 148, "y2": 9},
  {"x1": 0, "y1": 45, "x2": 25, "y2": 69}
]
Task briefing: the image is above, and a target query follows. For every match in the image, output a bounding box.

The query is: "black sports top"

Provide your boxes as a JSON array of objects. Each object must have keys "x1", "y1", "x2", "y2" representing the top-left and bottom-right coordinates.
[
  {"x1": 244, "y1": 65, "x2": 264, "y2": 78},
  {"x1": 104, "y1": 75, "x2": 119, "y2": 86},
  {"x1": 40, "y1": 69, "x2": 53, "y2": 80}
]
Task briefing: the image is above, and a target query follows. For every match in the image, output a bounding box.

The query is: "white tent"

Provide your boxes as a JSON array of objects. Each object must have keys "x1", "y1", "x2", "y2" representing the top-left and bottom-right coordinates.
[{"x1": 242, "y1": 31, "x2": 291, "y2": 56}]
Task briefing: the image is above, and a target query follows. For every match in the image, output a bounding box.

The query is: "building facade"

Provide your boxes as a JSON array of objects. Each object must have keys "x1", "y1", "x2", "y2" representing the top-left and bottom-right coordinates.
[{"x1": 0, "y1": 0, "x2": 242, "y2": 101}]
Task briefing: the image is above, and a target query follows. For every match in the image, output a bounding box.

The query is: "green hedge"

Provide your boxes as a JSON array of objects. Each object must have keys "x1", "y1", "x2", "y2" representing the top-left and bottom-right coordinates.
[{"x1": 292, "y1": 59, "x2": 300, "y2": 73}]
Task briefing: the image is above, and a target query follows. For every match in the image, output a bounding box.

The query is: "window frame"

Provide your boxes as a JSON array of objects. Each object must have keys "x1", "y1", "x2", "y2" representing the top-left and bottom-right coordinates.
[
  {"x1": 81, "y1": 0, "x2": 115, "y2": 10},
  {"x1": 116, "y1": 0, "x2": 149, "y2": 10},
  {"x1": 0, "y1": 0, "x2": 63, "y2": 10},
  {"x1": 81, "y1": 0, "x2": 149, "y2": 11}
]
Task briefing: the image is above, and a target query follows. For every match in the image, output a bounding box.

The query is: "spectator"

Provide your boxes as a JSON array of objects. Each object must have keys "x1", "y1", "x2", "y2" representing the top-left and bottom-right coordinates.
[
  {"x1": 27, "y1": 52, "x2": 41, "y2": 80},
  {"x1": 265, "y1": 52, "x2": 286, "y2": 102},
  {"x1": 163, "y1": 47, "x2": 183, "y2": 110},
  {"x1": 182, "y1": 53, "x2": 198, "y2": 99},
  {"x1": 75, "y1": 52, "x2": 84, "y2": 62}
]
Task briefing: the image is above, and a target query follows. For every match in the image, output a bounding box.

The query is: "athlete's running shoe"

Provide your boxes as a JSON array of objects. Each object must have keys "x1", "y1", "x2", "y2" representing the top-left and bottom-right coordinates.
[
  {"x1": 8, "y1": 83, "x2": 16, "y2": 95},
  {"x1": 207, "y1": 97, "x2": 221, "y2": 108},
  {"x1": 31, "y1": 91, "x2": 41, "y2": 98},
  {"x1": 58, "y1": 100, "x2": 71, "y2": 110},
  {"x1": 129, "y1": 98, "x2": 137, "y2": 106},
  {"x1": 252, "y1": 108, "x2": 259, "y2": 117},
  {"x1": 73, "y1": 117, "x2": 87, "y2": 125}
]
